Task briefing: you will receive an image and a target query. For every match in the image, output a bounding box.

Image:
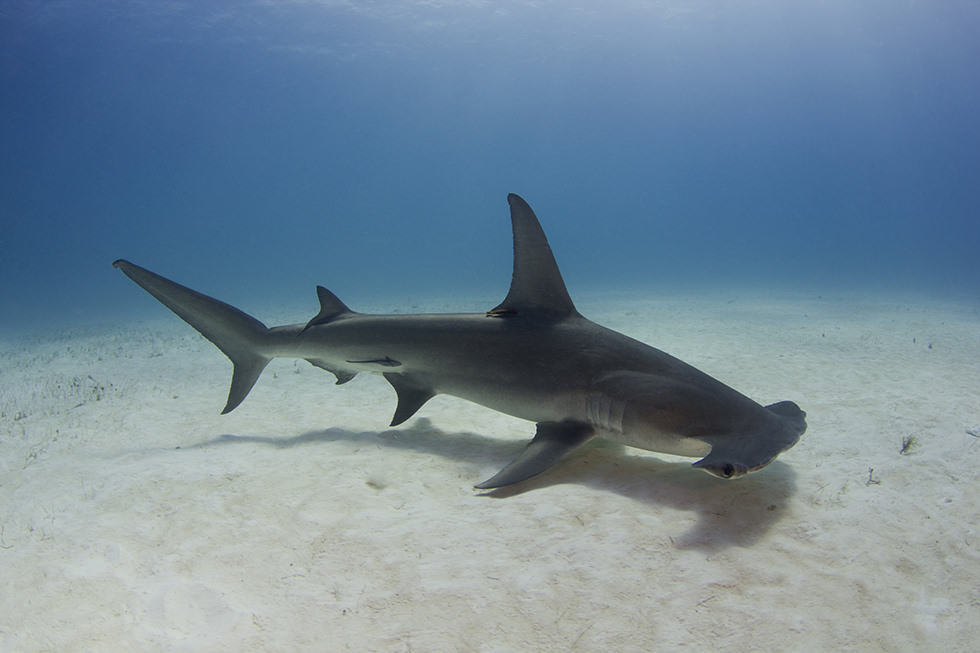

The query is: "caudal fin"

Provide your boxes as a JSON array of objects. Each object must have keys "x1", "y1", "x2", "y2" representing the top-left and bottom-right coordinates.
[{"x1": 113, "y1": 259, "x2": 271, "y2": 413}]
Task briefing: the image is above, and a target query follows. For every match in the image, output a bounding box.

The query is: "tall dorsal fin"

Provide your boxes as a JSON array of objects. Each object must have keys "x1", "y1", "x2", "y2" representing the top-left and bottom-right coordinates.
[
  {"x1": 490, "y1": 194, "x2": 578, "y2": 319},
  {"x1": 301, "y1": 286, "x2": 354, "y2": 332}
]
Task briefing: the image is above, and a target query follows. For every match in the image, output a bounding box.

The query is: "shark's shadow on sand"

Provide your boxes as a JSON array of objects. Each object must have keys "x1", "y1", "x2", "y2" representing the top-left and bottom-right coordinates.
[{"x1": 195, "y1": 418, "x2": 797, "y2": 551}]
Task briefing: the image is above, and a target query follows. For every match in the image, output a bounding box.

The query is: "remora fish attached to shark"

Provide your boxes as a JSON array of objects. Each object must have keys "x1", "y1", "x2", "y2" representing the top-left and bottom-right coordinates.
[{"x1": 114, "y1": 194, "x2": 806, "y2": 488}]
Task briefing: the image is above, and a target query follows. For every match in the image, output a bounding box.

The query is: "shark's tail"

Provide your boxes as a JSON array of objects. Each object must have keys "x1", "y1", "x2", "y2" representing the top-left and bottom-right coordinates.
[{"x1": 113, "y1": 259, "x2": 271, "y2": 413}]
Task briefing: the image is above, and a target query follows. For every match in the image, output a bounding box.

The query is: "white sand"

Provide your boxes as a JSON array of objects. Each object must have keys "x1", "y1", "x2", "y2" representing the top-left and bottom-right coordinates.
[{"x1": 1, "y1": 290, "x2": 978, "y2": 650}]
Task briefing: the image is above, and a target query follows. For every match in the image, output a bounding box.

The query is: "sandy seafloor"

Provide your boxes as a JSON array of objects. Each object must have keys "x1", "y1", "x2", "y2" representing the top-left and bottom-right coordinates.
[{"x1": 1, "y1": 288, "x2": 978, "y2": 651}]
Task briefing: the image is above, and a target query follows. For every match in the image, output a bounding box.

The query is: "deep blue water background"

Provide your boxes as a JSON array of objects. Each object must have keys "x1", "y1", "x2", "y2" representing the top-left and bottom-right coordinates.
[{"x1": 2, "y1": 1, "x2": 978, "y2": 332}]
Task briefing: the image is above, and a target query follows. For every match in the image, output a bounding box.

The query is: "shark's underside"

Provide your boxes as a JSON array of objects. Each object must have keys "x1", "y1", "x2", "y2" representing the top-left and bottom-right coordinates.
[{"x1": 114, "y1": 194, "x2": 806, "y2": 489}]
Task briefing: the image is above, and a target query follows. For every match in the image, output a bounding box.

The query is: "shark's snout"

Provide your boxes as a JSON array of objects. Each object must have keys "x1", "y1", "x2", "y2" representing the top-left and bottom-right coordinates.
[
  {"x1": 691, "y1": 401, "x2": 807, "y2": 480},
  {"x1": 768, "y1": 400, "x2": 807, "y2": 436}
]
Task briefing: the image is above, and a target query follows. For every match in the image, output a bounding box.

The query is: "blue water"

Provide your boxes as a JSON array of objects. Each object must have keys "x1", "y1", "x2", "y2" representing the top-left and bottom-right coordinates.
[{"x1": 2, "y1": 1, "x2": 978, "y2": 331}]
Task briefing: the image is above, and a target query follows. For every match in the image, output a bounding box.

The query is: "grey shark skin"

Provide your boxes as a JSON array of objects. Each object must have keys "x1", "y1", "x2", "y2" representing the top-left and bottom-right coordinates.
[{"x1": 113, "y1": 194, "x2": 806, "y2": 489}]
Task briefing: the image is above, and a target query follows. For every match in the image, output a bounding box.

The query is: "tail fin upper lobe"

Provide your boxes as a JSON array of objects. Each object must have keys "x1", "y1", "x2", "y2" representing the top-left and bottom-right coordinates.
[{"x1": 113, "y1": 259, "x2": 271, "y2": 413}]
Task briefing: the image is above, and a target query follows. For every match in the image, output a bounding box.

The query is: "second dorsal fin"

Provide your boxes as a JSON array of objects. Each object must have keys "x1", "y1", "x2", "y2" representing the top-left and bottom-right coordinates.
[
  {"x1": 489, "y1": 194, "x2": 578, "y2": 319},
  {"x1": 302, "y1": 286, "x2": 354, "y2": 332}
]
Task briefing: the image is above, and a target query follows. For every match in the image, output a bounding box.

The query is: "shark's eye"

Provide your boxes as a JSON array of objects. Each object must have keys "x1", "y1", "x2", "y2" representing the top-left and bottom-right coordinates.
[{"x1": 722, "y1": 463, "x2": 735, "y2": 478}]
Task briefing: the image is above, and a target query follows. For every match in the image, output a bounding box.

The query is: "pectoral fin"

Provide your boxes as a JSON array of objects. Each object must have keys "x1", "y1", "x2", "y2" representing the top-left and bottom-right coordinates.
[{"x1": 475, "y1": 421, "x2": 595, "y2": 489}]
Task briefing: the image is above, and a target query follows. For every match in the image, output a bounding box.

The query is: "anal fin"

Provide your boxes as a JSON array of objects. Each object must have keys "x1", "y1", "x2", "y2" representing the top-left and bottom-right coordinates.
[
  {"x1": 306, "y1": 358, "x2": 357, "y2": 385},
  {"x1": 475, "y1": 421, "x2": 595, "y2": 489}
]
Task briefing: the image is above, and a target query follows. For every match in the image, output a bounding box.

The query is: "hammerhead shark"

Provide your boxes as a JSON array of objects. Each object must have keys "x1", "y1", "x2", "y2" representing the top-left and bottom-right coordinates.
[{"x1": 114, "y1": 194, "x2": 806, "y2": 488}]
